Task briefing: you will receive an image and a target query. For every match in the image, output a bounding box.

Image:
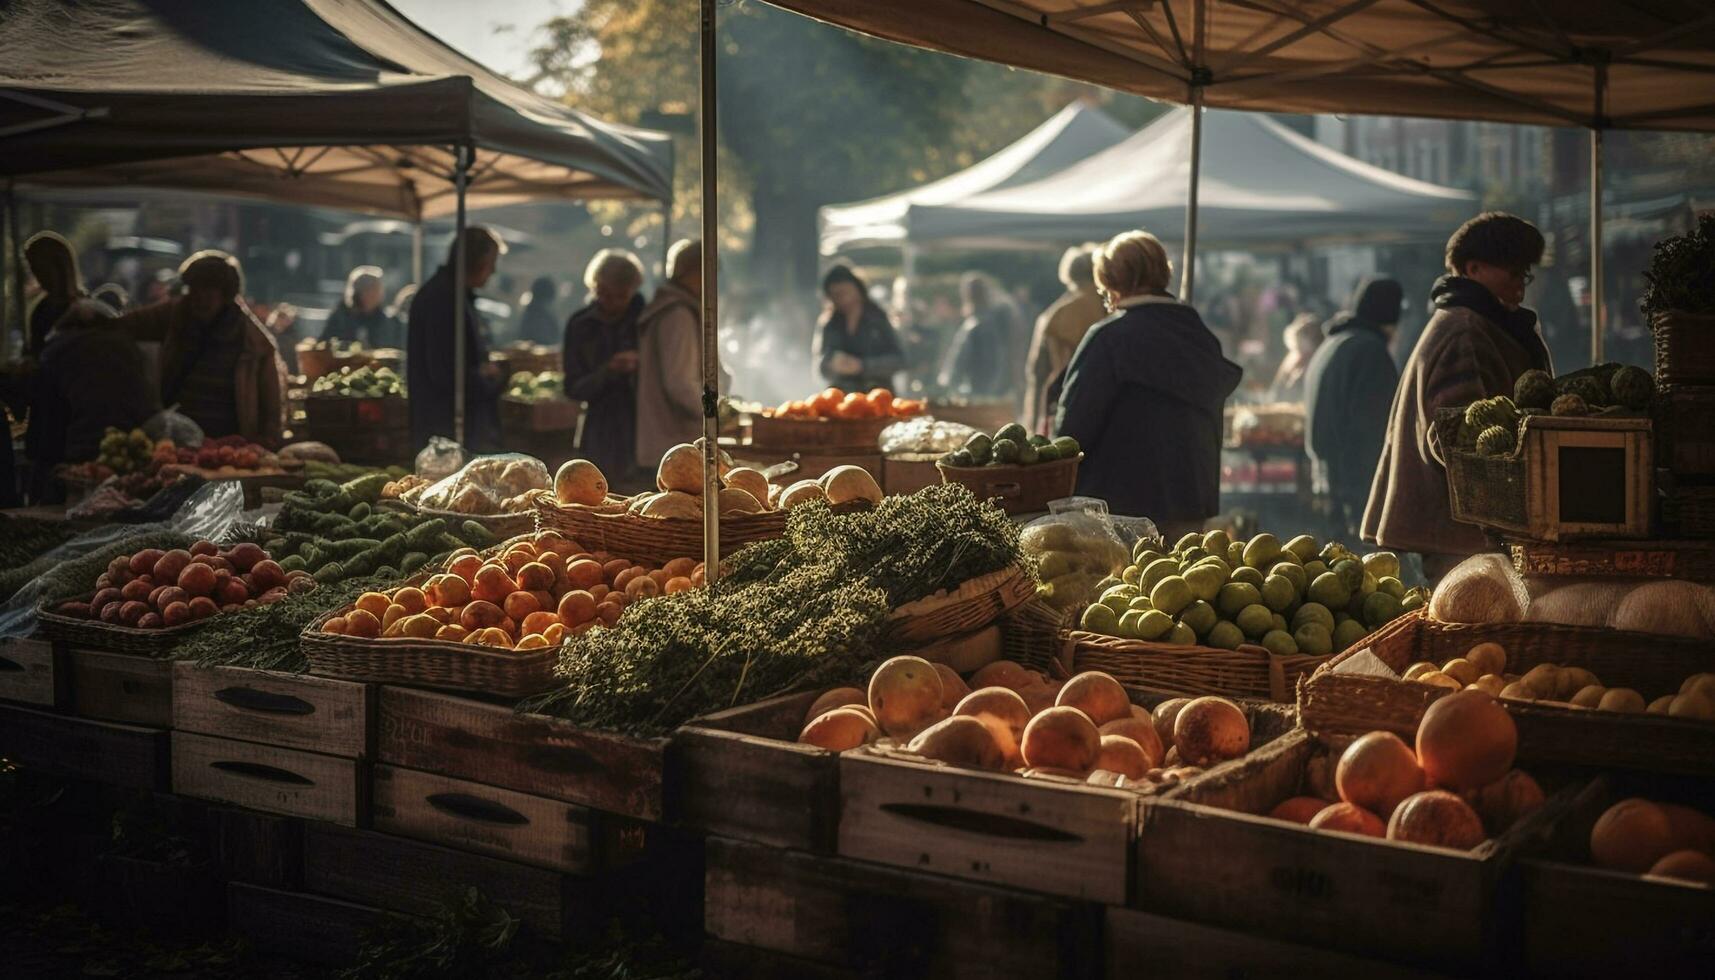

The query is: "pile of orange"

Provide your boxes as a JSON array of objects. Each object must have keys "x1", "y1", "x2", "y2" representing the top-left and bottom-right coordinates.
[{"x1": 773, "y1": 387, "x2": 925, "y2": 421}]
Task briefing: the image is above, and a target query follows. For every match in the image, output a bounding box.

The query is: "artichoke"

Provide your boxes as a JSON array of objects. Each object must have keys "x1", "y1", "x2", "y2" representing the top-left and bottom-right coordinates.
[
  {"x1": 1609, "y1": 365, "x2": 1654, "y2": 410},
  {"x1": 1559, "y1": 375, "x2": 1608, "y2": 408},
  {"x1": 1513, "y1": 369, "x2": 1556, "y2": 410},
  {"x1": 1477, "y1": 424, "x2": 1516, "y2": 457},
  {"x1": 1551, "y1": 393, "x2": 1590, "y2": 416}
]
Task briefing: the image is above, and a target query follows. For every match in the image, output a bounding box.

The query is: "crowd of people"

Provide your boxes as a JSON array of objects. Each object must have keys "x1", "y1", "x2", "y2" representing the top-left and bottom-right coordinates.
[{"x1": 8, "y1": 206, "x2": 1555, "y2": 583}]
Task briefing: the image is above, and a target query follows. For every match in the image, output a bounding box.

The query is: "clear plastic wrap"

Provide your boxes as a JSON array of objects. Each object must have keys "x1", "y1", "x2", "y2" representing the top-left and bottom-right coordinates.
[
  {"x1": 410, "y1": 452, "x2": 551, "y2": 514},
  {"x1": 879, "y1": 418, "x2": 981, "y2": 455},
  {"x1": 415, "y1": 436, "x2": 466, "y2": 482},
  {"x1": 1018, "y1": 509, "x2": 1131, "y2": 612}
]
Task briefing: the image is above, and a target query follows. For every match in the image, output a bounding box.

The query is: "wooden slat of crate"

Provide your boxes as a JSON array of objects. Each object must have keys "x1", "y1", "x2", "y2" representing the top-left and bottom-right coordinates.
[
  {"x1": 705, "y1": 836, "x2": 1103, "y2": 980},
  {"x1": 700, "y1": 939, "x2": 863, "y2": 980},
  {"x1": 303, "y1": 823, "x2": 568, "y2": 940},
  {"x1": 1136, "y1": 729, "x2": 1524, "y2": 973},
  {"x1": 1518, "y1": 776, "x2": 1715, "y2": 978},
  {"x1": 837, "y1": 751, "x2": 1136, "y2": 904},
  {"x1": 377, "y1": 686, "x2": 665, "y2": 821},
  {"x1": 171, "y1": 732, "x2": 364, "y2": 826},
  {"x1": 0, "y1": 702, "x2": 168, "y2": 790},
  {"x1": 227, "y1": 882, "x2": 408, "y2": 966},
  {"x1": 67, "y1": 648, "x2": 173, "y2": 728},
  {"x1": 0, "y1": 636, "x2": 64, "y2": 708},
  {"x1": 670, "y1": 691, "x2": 840, "y2": 852},
  {"x1": 208, "y1": 805, "x2": 303, "y2": 890},
  {"x1": 1105, "y1": 907, "x2": 1456, "y2": 980},
  {"x1": 371, "y1": 764, "x2": 596, "y2": 874},
  {"x1": 173, "y1": 663, "x2": 372, "y2": 758}
]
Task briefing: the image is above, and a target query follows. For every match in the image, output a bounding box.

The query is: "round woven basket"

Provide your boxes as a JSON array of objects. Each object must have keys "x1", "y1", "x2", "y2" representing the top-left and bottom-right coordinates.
[
  {"x1": 882, "y1": 565, "x2": 1037, "y2": 646},
  {"x1": 1062, "y1": 629, "x2": 1331, "y2": 703},
  {"x1": 411, "y1": 504, "x2": 537, "y2": 541},
  {"x1": 749, "y1": 414, "x2": 893, "y2": 453},
  {"x1": 532, "y1": 494, "x2": 788, "y2": 565},
  {"x1": 937, "y1": 454, "x2": 1083, "y2": 515},
  {"x1": 35, "y1": 593, "x2": 206, "y2": 656}
]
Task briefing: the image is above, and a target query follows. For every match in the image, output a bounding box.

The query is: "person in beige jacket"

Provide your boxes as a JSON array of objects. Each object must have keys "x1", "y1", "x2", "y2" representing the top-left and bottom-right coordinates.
[
  {"x1": 1025, "y1": 243, "x2": 1105, "y2": 434},
  {"x1": 634, "y1": 239, "x2": 726, "y2": 469}
]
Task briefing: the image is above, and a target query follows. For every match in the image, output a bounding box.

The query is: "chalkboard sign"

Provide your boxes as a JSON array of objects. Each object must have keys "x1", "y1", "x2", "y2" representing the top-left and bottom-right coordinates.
[{"x1": 1558, "y1": 446, "x2": 1627, "y2": 525}]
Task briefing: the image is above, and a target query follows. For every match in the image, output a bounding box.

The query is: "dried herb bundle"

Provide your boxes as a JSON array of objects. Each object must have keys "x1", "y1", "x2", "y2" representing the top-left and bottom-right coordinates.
[{"x1": 1642, "y1": 212, "x2": 1715, "y2": 318}]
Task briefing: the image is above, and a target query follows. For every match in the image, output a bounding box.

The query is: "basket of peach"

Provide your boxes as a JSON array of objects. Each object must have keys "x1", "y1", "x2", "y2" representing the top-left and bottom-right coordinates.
[
  {"x1": 750, "y1": 387, "x2": 925, "y2": 453},
  {"x1": 301, "y1": 530, "x2": 703, "y2": 697}
]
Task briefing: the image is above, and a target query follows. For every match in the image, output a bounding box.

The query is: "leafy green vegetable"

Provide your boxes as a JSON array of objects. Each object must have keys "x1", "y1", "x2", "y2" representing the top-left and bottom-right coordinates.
[{"x1": 1643, "y1": 212, "x2": 1715, "y2": 317}]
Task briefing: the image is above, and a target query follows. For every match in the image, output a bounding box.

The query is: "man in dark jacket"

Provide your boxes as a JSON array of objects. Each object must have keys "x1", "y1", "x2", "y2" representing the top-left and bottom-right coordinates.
[
  {"x1": 408, "y1": 227, "x2": 506, "y2": 453},
  {"x1": 1304, "y1": 277, "x2": 1403, "y2": 541},
  {"x1": 27, "y1": 299, "x2": 160, "y2": 499},
  {"x1": 563, "y1": 250, "x2": 645, "y2": 482},
  {"x1": 938, "y1": 273, "x2": 1025, "y2": 401},
  {"x1": 1364, "y1": 213, "x2": 1551, "y2": 581}
]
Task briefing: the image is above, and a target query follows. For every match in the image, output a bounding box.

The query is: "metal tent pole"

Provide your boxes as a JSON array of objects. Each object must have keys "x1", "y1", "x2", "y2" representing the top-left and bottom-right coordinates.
[
  {"x1": 1181, "y1": 0, "x2": 1207, "y2": 303},
  {"x1": 1589, "y1": 61, "x2": 1608, "y2": 366},
  {"x1": 412, "y1": 221, "x2": 424, "y2": 284},
  {"x1": 4, "y1": 181, "x2": 19, "y2": 361},
  {"x1": 699, "y1": 0, "x2": 721, "y2": 583},
  {"x1": 660, "y1": 198, "x2": 673, "y2": 280},
  {"x1": 453, "y1": 144, "x2": 470, "y2": 448}
]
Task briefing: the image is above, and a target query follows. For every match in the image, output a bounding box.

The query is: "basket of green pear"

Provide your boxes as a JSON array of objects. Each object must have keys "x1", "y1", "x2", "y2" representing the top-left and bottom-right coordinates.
[
  {"x1": 938, "y1": 423, "x2": 1083, "y2": 515},
  {"x1": 1066, "y1": 529, "x2": 1428, "y2": 702}
]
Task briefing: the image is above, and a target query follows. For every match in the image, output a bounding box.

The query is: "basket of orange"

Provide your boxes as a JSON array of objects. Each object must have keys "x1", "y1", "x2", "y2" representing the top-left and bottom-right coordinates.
[{"x1": 749, "y1": 386, "x2": 925, "y2": 453}]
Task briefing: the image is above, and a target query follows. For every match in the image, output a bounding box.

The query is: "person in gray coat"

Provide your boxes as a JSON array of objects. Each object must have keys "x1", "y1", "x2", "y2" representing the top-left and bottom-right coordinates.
[{"x1": 1303, "y1": 277, "x2": 1403, "y2": 541}]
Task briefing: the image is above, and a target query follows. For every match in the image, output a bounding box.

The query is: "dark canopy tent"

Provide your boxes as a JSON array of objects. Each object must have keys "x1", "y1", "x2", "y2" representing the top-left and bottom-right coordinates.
[{"x1": 848, "y1": 106, "x2": 1475, "y2": 251}]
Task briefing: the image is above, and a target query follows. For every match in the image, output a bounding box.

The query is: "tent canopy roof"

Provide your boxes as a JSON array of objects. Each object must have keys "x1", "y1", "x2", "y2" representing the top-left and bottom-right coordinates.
[
  {"x1": 888, "y1": 107, "x2": 1475, "y2": 249},
  {"x1": 770, "y1": 1, "x2": 1715, "y2": 133},
  {"x1": 819, "y1": 101, "x2": 1130, "y2": 253},
  {"x1": 0, "y1": 0, "x2": 674, "y2": 217}
]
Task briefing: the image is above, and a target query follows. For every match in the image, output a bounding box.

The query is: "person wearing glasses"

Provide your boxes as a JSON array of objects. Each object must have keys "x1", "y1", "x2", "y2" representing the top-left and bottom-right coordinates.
[
  {"x1": 1054, "y1": 230, "x2": 1241, "y2": 542},
  {"x1": 1363, "y1": 212, "x2": 1550, "y2": 582}
]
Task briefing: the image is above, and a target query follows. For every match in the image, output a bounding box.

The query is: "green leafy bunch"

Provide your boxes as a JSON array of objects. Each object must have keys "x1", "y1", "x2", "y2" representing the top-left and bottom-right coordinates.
[{"x1": 1642, "y1": 212, "x2": 1715, "y2": 318}]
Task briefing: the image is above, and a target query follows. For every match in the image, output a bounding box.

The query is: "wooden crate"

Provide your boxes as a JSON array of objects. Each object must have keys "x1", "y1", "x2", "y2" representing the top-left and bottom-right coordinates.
[
  {"x1": 227, "y1": 882, "x2": 408, "y2": 966},
  {"x1": 1136, "y1": 728, "x2": 1570, "y2": 973},
  {"x1": 1518, "y1": 774, "x2": 1715, "y2": 979},
  {"x1": 207, "y1": 805, "x2": 303, "y2": 890},
  {"x1": 704, "y1": 836, "x2": 1103, "y2": 979},
  {"x1": 670, "y1": 690, "x2": 841, "y2": 852},
  {"x1": 748, "y1": 414, "x2": 892, "y2": 454},
  {"x1": 1508, "y1": 536, "x2": 1715, "y2": 581},
  {"x1": 1105, "y1": 906, "x2": 1457, "y2": 980},
  {"x1": 0, "y1": 702, "x2": 169, "y2": 790},
  {"x1": 881, "y1": 453, "x2": 943, "y2": 496},
  {"x1": 0, "y1": 635, "x2": 64, "y2": 708},
  {"x1": 172, "y1": 663, "x2": 373, "y2": 758},
  {"x1": 1441, "y1": 412, "x2": 1653, "y2": 541},
  {"x1": 377, "y1": 686, "x2": 666, "y2": 821},
  {"x1": 303, "y1": 823, "x2": 572, "y2": 940},
  {"x1": 371, "y1": 764, "x2": 596, "y2": 874},
  {"x1": 835, "y1": 698, "x2": 1297, "y2": 904},
  {"x1": 66, "y1": 648, "x2": 173, "y2": 728},
  {"x1": 499, "y1": 395, "x2": 580, "y2": 433},
  {"x1": 171, "y1": 731, "x2": 365, "y2": 826}
]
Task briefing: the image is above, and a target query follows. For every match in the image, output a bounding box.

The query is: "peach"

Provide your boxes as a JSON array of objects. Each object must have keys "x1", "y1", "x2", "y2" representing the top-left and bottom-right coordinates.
[
  {"x1": 381, "y1": 604, "x2": 409, "y2": 631},
  {"x1": 566, "y1": 560, "x2": 605, "y2": 591},
  {"x1": 503, "y1": 591, "x2": 541, "y2": 622},
  {"x1": 969, "y1": 660, "x2": 1033, "y2": 692},
  {"x1": 909, "y1": 715, "x2": 1006, "y2": 770},
  {"x1": 932, "y1": 664, "x2": 970, "y2": 709},
  {"x1": 426, "y1": 574, "x2": 471, "y2": 608},
  {"x1": 355, "y1": 592, "x2": 391, "y2": 618},
  {"x1": 663, "y1": 557, "x2": 697, "y2": 579},
  {"x1": 1387, "y1": 790, "x2": 1487, "y2": 850},
  {"x1": 625, "y1": 575, "x2": 660, "y2": 600},
  {"x1": 595, "y1": 602, "x2": 623, "y2": 626},
  {"x1": 460, "y1": 600, "x2": 506, "y2": 631},
  {"x1": 392, "y1": 587, "x2": 428, "y2": 615},
  {"x1": 447, "y1": 553, "x2": 483, "y2": 585},
  {"x1": 1020, "y1": 706, "x2": 1100, "y2": 772},
  {"x1": 1310, "y1": 802, "x2": 1386, "y2": 837},
  {"x1": 1095, "y1": 734, "x2": 1152, "y2": 779},
  {"x1": 665, "y1": 576, "x2": 695, "y2": 594},
  {"x1": 805, "y1": 687, "x2": 868, "y2": 725},
  {"x1": 322, "y1": 615, "x2": 348, "y2": 635},
  {"x1": 800, "y1": 707, "x2": 882, "y2": 752},
  {"x1": 1152, "y1": 697, "x2": 1191, "y2": 751},
  {"x1": 516, "y1": 562, "x2": 555, "y2": 593},
  {"x1": 542, "y1": 623, "x2": 567, "y2": 645},
  {"x1": 521, "y1": 611, "x2": 560, "y2": 637},
  {"x1": 345, "y1": 608, "x2": 381, "y2": 638},
  {"x1": 1336, "y1": 731, "x2": 1426, "y2": 819},
  {"x1": 1172, "y1": 697, "x2": 1250, "y2": 767},
  {"x1": 1591, "y1": 798, "x2": 1677, "y2": 872},
  {"x1": 1270, "y1": 796, "x2": 1330, "y2": 824},
  {"x1": 1056, "y1": 671, "x2": 1131, "y2": 726},
  {"x1": 868, "y1": 656, "x2": 945, "y2": 739},
  {"x1": 557, "y1": 590, "x2": 598, "y2": 627},
  {"x1": 1648, "y1": 850, "x2": 1715, "y2": 885},
  {"x1": 472, "y1": 565, "x2": 519, "y2": 603},
  {"x1": 435, "y1": 624, "x2": 468, "y2": 642},
  {"x1": 1470, "y1": 769, "x2": 1544, "y2": 834},
  {"x1": 954, "y1": 686, "x2": 1031, "y2": 734},
  {"x1": 1099, "y1": 716, "x2": 1164, "y2": 769},
  {"x1": 1416, "y1": 691, "x2": 1516, "y2": 792}
]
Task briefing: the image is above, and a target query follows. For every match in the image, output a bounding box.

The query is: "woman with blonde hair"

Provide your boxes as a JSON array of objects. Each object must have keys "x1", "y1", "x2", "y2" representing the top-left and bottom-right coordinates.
[
  {"x1": 1054, "y1": 230, "x2": 1241, "y2": 538},
  {"x1": 562, "y1": 248, "x2": 647, "y2": 480},
  {"x1": 23, "y1": 230, "x2": 86, "y2": 355}
]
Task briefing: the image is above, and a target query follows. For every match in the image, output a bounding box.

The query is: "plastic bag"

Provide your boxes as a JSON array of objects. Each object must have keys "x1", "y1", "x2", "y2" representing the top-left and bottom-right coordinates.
[
  {"x1": 1018, "y1": 509, "x2": 1132, "y2": 612},
  {"x1": 413, "y1": 452, "x2": 550, "y2": 515},
  {"x1": 143, "y1": 408, "x2": 205, "y2": 448},
  {"x1": 0, "y1": 481, "x2": 244, "y2": 640},
  {"x1": 879, "y1": 418, "x2": 980, "y2": 455},
  {"x1": 415, "y1": 436, "x2": 466, "y2": 482}
]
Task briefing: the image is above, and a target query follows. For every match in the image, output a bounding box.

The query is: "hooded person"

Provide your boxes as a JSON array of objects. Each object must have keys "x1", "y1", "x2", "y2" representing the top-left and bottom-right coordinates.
[
  {"x1": 1363, "y1": 213, "x2": 1551, "y2": 580},
  {"x1": 408, "y1": 227, "x2": 507, "y2": 453},
  {"x1": 633, "y1": 239, "x2": 728, "y2": 469},
  {"x1": 113, "y1": 250, "x2": 286, "y2": 447},
  {"x1": 1304, "y1": 277, "x2": 1404, "y2": 540},
  {"x1": 518, "y1": 275, "x2": 562, "y2": 347},
  {"x1": 23, "y1": 230, "x2": 86, "y2": 356},
  {"x1": 1054, "y1": 230, "x2": 1242, "y2": 539},
  {"x1": 27, "y1": 298, "x2": 161, "y2": 500}
]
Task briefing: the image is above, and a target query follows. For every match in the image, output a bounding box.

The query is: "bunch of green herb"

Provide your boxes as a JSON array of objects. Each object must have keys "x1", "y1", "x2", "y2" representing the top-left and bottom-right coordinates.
[
  {"x1": 528, "y1": 485, "x2": 1025, "y2": 735},
  {"x1": 1642, "y1": 212, "x2": 1715, "y2": 318},
  {"x1": 170, "y1": 573, "x2": 398, "y2": 672}
]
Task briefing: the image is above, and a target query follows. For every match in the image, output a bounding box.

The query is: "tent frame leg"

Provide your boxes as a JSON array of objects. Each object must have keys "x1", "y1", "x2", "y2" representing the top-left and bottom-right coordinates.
[
  {"x1": 699, "y1": 0, "x2": 722, "y2": 583},
  {"x1": 452, "y1": 143, "x2": 471, "y2": 448},
  {"x1": 412, "y1": 221, "x2": 424, "y2": 285},
  {"x1": 1181, "y1": 0, "x2": 1207, "y2": 303},
  {"x1": 1589, "y1": 127, "x2": 1604, "y2": 366},
  {"x1": 4, "y1": 181, "x2": 19, "y2": 363}
]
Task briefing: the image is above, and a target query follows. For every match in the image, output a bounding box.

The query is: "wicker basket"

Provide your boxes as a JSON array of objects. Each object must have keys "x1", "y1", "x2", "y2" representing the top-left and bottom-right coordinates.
[
  {"x1": 1052, "y1": 630, "x2": 1331, "y2": 703},
  {"x1": 937, "y1": 453, "x2": 1082, "y2": 516},
  {"x1": 35, "y1": 595, "x2": 205, "y2": 657},
  {"x1": 748, "y1": 414, "x2": 893, "y2": 453},
  {"x1": 1435, "y1": 409, "x2": 1529, "y2": 530},
  {"x1": 1653, "y1": 384, "x2": 1715, "y2": 477},
  {"x1": 412, "y1": 503, "x2": 538, "y2": 541},
  {"x1": 1509, "y1": 537, "x2": 1715, "y2": 582},
  {"x1": 1652, "y1": 311, "x2": 1715, "y2": 386},
  {"x1": 1663, "y1": 482, "x2": 1715, "y2": 538},
  {"x1": 880, "y1": 453, "x2": 944, "y2": 496},
  {"x1": 882, "y1": 565, "x2": 1036, "y2": 646},
  {"x1": 1298, "y1": 609, "x2": 1715, "y2": 776},
  {"x1": 532, "y1": 494, "x2": 788, "y2": 565},
  {"x1": 999, "y1": 596, "x2": 1073, "y2": 676}
]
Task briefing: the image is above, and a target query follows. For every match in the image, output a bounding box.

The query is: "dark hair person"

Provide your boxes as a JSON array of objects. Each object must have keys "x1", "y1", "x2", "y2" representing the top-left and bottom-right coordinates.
[
  {"x1": 23, "y1": 230, "x2": 86, "y2": 355},
  {"x1": 518, "y1": 275, "x2": 561, "y2": 347},
  {"x1": 407, "y1": 226, "x2": 508, "y2": 451},
  {"x1": 1054, "y1": 230, "x2": 1241, "y2": 541},
  {"x1": 1364, "y1": 212, "x2": 1549, "y2": 582},
  {"x1": 1304, "y1": 277, "x2": 1404, "y2": 542},
  {"x1": 816, "y1": 264, "x2": 904, "y2": 392},
  {"x1": 27, "y1": 298, "x2": 160, "y2": 500}
]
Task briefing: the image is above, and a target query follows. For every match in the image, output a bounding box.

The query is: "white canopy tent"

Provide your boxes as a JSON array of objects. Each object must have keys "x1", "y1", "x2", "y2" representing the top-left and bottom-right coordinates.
[
  {"x1": 851, "y1": 106, "x2": 1475, "y2": 251},
  {"x1": 819, "y1": 101, "x2": 1131, "y2": 254}
]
